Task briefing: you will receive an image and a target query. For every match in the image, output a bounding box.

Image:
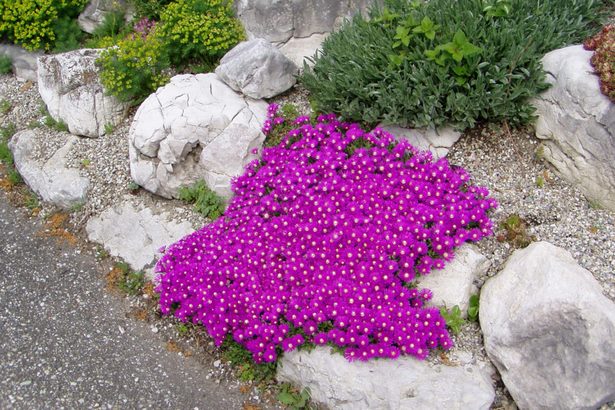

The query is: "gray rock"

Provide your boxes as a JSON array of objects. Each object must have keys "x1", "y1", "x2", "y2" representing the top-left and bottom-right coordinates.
[
  {"x1": 416, "y1": 245, "x2": 490, "y2": 316},
  {"x1": 234, "y1": 0, "x2": 375, "y2": 67},
  {"x1": 533, "y1": 45, "x2": 615, "y2": 211},
  {"x1": 215, "y1": 38, "x2": 298, "y2": 99},
  {"x1": 0, "y1": 44, "x2": 42, "y2": 82},
  {"x1": 86, "y1": 200, "x2": 193, "y2": 275},
  {"x1": 380, "y1": 124, "x2": 462, "y2": 159},
  {"x1": 277, "y1": 346, "x2": 495, "y2": 410},
  {"x1": 278, "y1": 33, "x2": 328, "y2": 67},
  {"x1": 128, "y1": 73, "x2": 267, "y2": 200},
  {"x1": 8, "y1": 130, "x2": 89, "y2": 209},
  {"x1": 78, "y1": 0, "x2": 129, "y2": 34},
  {"x1": 480, "y1": 241, "x2": 615, "y2": 410},
  {"x1": 37, "y1": 49, "x2": 130, "y2": 138}
]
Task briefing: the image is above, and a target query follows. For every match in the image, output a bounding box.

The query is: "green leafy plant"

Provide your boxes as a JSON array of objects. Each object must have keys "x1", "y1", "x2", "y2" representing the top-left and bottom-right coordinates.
[
  {"x1": 535, "y1": 174, "x2": 545, "y2": 188},
  {"x1": 467, "y1": 294, "x2": 480, "y2": 322},
  {"x1": 0, "y1": 123, "x2": 17, "y2": 165},
  {"x1": 156, "y1": 0, "x2": 245, "y2": 68},
  {"x1": 128, "y1": 181, "x2": 140, "y2": 194},
  {"x1": 439, "y1": 305, "x2": 465, "y2": 334},
  {"x1": 498, "y1": 213, "x2": 535, "y2": 248},
  {"x1": 0, "y1": 55, "x2": 12, "y2": 75},
  {"x1": 104, "y1": 123, "x2": 115, "y2": 135},
  {"x1": 301, "y1": 0, "x2": 605, "y2": 129},
  {"x1": 114, "y1": 261, "x2": 146, "y2": 296},
  {"x1": 278, "y1": 383, "x2": 311, "y2": 410},
  {"x1": 81, "y1": 158, "x2": 91, "y2": 167},
  {"x1": 0, "y1": 99, "x2": 11, "y2": 115},
  {"x1": 52, "y1": 16, "x2": 84, "y2": 52},
  {"x1": 97, "y1": 30, "x2": 169, "y2": 104},
  {"x1": 220, "y1": 336, "x2": 277, "y2": 383},
  {"x1": 0, "y1": 0, "x2": 87, "y2": 51},
  {"x1": 178, "y1": 180, "x2": 225, "y2": 220}
]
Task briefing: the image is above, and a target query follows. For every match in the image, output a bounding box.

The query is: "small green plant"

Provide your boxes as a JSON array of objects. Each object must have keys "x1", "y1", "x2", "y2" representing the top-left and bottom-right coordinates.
[
  {"x1": 221, "y1": 336, "x2": 277, "y2": 383},
  {"x1": 92, "y1": 9, "x2": 128, "y2": 40},
  {"x1": 277, "y1": 383, "x2": 311, "y2": 410},
  {"x1": 0, "y1": 55, "x2": 12, "y2": 75},
  {"x1": 178, "y1": 180, "x2": 225, "y2": 220},
  {"x1": 439, "y1": 305, "x2": 465, "y2": 334},
  {"x1": 104, "y1": 123, "x2": 115, "y2": 135},
  {"x1": 467, "y1": 294, "x2": 480, "y2": 322},
  {"x1": 24, "y1": 192, "x2": 40, "y2": 210},
  {"x1": 28, "y1": 120, "x2": 40, "y2": 129},
  {"x1": 535, "y1": 175, "x2": 545, "y2": 188},
  {"x1": 0, "y1": 99, "x2": 11, "y2": 115},
  {"x1": 498, "y1": 213, "x2": 534, "y2": 248},
  {"x1": 95, "y1": 246, "x2": 110, "y2": 260},
  {"x1": 69, "y1": 201, "x2": 85, "y2": 213},
  {"x1": 81, "y1": 158, "x2": 91, "y2": 168},
  {"x1": 176, "y1": 322, "x2": 190, "y2": 336},
  {"x1": 114, "y1": 261, "x2": 146, "y2": 296},
  {"x1": 128, "y1": 181, "x2": 140, "y2": 194},
  {"x1": 0, "y1": 123, "x2": 17, "y2": 165},
  {"x1": 7, "y1": 168, "x2": 22, "y2": 185},
  {"x1": 43, "y1": 115, "x2": 69, "y2": 132}
]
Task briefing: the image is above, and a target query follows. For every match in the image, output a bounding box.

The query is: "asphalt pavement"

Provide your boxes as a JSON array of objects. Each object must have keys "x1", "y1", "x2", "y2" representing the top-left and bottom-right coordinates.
[{"x1": 0, "y1": 192, "x2": 249, "y2": 409}]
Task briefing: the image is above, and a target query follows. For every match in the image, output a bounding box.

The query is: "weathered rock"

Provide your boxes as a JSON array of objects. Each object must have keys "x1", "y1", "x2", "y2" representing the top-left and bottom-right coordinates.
[
  {"x1": 277, "y1": 346, "x2": 495, "y2": 410},
  {"x1": 129, "y1": 73, "x2": 267, "y2": 199},
  {"x1": 8, "y1": 130, "x2": 89, "y2": 208},
  {"x1": 0, "y1": 44, "x2": 42, "y2": 82},
  {"x1": 480, "y1": 241, "x2": 615, "y2": 409},
  {"x1": 86, "y1": 200, "x2": 193, "y2": 275},
  {"x1": 278, "y1": 33, "x2": 328, "y2": 67},
  {"x1": 37, "y1": 49, "x2": 130, "y2": 138},
  {"x1": 380, "y1": 124, "x2": 462, "y2": 159},
  {"x1": 234, "y1": 0, "x2": 374, "y2": 66},
  {"x1": 533, "y1": 45, "x2": 615, "y2": 211},
  {"x1": 78, "y1": 0, "x2": 129, "y2": 34},
  {"x1": 215, "y1": 39, "x2": 298, "y2": 99},
  {"x1": 416, "y1": 245, "x2": 490, "y2": 316}
]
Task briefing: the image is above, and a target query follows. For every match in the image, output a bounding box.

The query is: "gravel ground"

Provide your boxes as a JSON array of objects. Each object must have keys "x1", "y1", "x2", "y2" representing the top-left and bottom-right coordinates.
[{"x1": 2, "y1": 72, "x2": 614, "y2": 409}]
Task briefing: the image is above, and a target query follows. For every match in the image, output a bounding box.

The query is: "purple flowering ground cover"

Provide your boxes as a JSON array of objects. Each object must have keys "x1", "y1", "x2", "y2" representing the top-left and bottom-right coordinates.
[{"x1": 156, "y1": 105, "x2": 497, "y2": 364}]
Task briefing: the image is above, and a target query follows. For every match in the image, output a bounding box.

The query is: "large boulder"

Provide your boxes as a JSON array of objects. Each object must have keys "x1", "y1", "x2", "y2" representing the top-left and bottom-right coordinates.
[
  {"x1": 37, "y1": 49, "x2": 130, "y2": 138},
  {"x1": 234, "y1": 0, "x2": 375, "y2": 65},
  {"x1": 215, "y1": 38, "x2": 298, "y2": 99},
  {"x1": 277, "y1": 346, "x2": 495, "y2": 410},
  {"x1": 78, "y1": 0, "x2": 130, "y2": 34},
  {"x1": 480, "y1": 241, "x2": 615, "y2": 409},
  {"x1": 128, "y1": 73, "x2": 268, "y2": 200},
  {"x1": 533, "y1": 45, "x2": 615, "y2": 211},
  {"x1": 86, "y1": 200, "x2": 194, "y2": 277},
  {"x1": 416, "y1": 244, "x2": 490, "y2": 316},
  {"x1": 8, "y1": 130, "x2": 89, "y2": 209}
]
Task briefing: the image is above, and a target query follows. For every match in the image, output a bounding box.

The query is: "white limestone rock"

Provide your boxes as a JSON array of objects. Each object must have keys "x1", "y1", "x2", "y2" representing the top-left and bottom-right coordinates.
[
  {"x1": 37, "y1": 49, "x2": 130, "y2": 138},
  {"x1": 128, "y1": 73, "x2": 267, "y2": 200},
  {"x1": 277, "y1": 346, "x2": 495, "y2": 410},
  {"x1": 533, "y1": 45, "x2": 615, "y2": 211},
  {"x1": 86, "y1": 200, "x2": 193, "y2": 276},
  {"x1": 380, "y1": 124, "x2": 462, "y2": 159},
  {"x1": 416, "y1": 245, "x2": 490, "y2": 316},
  {"x1": 278, "y1": 33, "x2": 328, "y2": 68},
  {"x1": 215, "y1": 39, "x2": 298, "y2": 99},
  {"x1": 480, "y1": 241, "x2": 615, "y2": 409},
  {"x1": 8, "y1": 130, "x2": 89, "y2": 209},
  {"x1": 78, "y1": 0, "x2": 129, "y2": 34}
]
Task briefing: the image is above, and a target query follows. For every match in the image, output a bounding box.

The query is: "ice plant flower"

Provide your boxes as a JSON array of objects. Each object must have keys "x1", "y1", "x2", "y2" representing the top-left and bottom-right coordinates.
[{"x1": 156, "y1": 106, "x2": 497, "y2": 363}]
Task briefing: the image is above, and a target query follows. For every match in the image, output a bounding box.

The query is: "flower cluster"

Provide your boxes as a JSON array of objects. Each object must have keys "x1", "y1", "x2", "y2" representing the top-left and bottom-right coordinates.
[
  {"x1": 133, "y1": 17, "x2": 156, "y2": 40},
  {"x1": 156, "y1": 105, "x2": 497, "y2": 363}
]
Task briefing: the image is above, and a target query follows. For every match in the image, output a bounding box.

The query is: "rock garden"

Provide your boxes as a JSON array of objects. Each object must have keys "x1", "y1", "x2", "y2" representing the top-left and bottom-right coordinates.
[{"x1": 0, "y1": 0, "x2": 614, "y2": 409}]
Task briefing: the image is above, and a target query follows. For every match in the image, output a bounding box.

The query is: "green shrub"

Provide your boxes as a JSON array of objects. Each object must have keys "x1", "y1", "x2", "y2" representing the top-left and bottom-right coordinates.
[
  {"x1": 301, "y1": 0, "x2": 605, "y2": 129},
  {"x1": 0, "y1": 55, "x2": 12, "y2": 75},
  {"x1": 52, "y1": 16, "x2": 84, "y2": 52},
  {"x1": 178, "y1": 180, "x2": 225, "y2": 220},
  {"x1": 0, "y1": 0, "x2": 87, "y2": 51},
  {"x1": 157, "y1": 0, "x2": 244, "y2": 68},
  {"x1": 97, "y1": 29, "x2": 170, "y2": 104}
]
